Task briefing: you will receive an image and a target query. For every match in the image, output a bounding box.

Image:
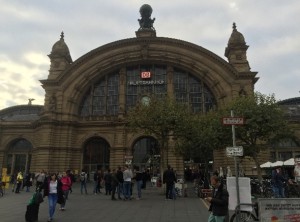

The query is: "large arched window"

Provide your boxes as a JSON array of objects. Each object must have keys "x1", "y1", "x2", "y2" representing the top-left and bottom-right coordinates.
[
  {"x1": 173, "y1": 68, "x2": 216, "y2": 113},
  {"x1": 79, "y1": 65, "x2": 216, "y2": 116},
  {"x1": 79, "y1": 72, "x2": 119, "y2": 116},
  {"x1": 126, "y1": 65, "x2": 167, "y2": 110}
]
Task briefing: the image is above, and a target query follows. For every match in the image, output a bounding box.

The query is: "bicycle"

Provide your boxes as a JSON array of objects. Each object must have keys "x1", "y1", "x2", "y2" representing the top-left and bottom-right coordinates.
[{"x1": 230, "y1": 202, "x2": 259, "y2": 222}]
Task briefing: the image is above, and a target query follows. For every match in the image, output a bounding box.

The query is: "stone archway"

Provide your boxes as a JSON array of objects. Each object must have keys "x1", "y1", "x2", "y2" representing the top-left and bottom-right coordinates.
[
  {"x1": 6, "y1": 138, "x2": 33, "y2": 175},
  {"x1": 132, "y1": 136, "x2": 160, "y2": 176},
  {"x1": 82, "y1": 137, "x2": 110, "y2": 174}
]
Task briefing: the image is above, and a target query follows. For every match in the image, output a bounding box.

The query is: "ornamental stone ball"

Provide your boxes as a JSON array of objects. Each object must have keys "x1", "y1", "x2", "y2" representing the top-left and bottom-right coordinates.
[{"x1": 138, "y1": 4, "x2": 155, "y2": 30}]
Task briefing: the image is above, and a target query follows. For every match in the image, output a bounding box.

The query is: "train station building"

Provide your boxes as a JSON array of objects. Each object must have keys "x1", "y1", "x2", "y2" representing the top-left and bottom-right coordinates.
[{"x1": 0, "y1": 5, "x2": 299, "y2": 177}]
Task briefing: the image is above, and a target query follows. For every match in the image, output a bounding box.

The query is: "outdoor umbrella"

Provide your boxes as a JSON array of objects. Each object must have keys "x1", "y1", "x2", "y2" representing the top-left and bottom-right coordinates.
[
  {"x1": 260, "y1": 161, "x2": 272, "y2": 168},
  {"x1": 270, "y1": 161, "x2": 284, "y2": 167},
  {"x1": 283, "y1": 158, "x2": 295, "y2": 166}
]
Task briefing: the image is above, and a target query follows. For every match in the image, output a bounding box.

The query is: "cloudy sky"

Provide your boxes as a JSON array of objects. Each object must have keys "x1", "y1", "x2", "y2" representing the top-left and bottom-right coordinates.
[{"x1": 0, "y1": 0, "x2": 299, "y2": 110}]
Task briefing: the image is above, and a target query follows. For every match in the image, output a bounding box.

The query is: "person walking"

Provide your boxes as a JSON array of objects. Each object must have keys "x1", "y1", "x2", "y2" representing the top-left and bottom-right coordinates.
[
  {"x1": 43, "y1": 173, "x2": 64, "y2": 222},
  {"x1": 104, "y1": 169, "x2": 112, "y2": 195},
  {"x1": 133, "y1": 166, "x2": 143, "y2": 200},
  {"x1": 111, "y1": 169, "x2": 119, "y2": 200},
  {"x1": 163, "y1": 165, "x2": 176, "y2": 200},
  {"x1": 35, "y1": 170, "x2": 46, "y2": 190},
  {"x1": 206, "y1": 175, "x2": 229, "y2": 222},
  {"x1": 59, "y1": 171, "x2": 72, "y2": 210},
  {"x1": 116, "y1": 166, "x2": 124, "y2": 199},
  {"x1": 15, "y1": 171, "x2": 23, "y2": 193},
  {"x1": 272, "y1": 167, "x2": 286, "y2": 198},
  {"x1": 93, "y1": 170, "x2": 101, "y2": 194},
  {"x1": 67, "y1": 170, "x2": 75, "y2": 194},
  {"x1": 294, "y1": 156, "x2": 300, "y2": 184},
  {"x1": 79, "y1": 169, "x2": 88, "y2": 194},
  {"x1": 24, "y1": 172, "x2": 33, "y2": 192},
  {"x1": 123, "y1": 165, "x2": 133, "y2": 200}
]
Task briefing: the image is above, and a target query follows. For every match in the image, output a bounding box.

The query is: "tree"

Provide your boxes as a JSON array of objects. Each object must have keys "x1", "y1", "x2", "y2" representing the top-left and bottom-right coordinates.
[
  {"x1": 174, "y1": 110, "x2": 232, "y2": 176},
  {"x1": 223, "y1": 92, "x2": 293, "y2": 180},
  {"x1": 126, "y1": 96, "x2": 191, "y2": 174}
]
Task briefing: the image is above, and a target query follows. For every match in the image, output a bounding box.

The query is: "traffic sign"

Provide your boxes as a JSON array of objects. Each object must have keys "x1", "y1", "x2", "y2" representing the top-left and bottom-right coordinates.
[
  {"x1": 226, "y1": 146, "x2": 243, "y2": 157},
  {"x1": 222, "y1": 117, "x2": 244, "y2": 125}
]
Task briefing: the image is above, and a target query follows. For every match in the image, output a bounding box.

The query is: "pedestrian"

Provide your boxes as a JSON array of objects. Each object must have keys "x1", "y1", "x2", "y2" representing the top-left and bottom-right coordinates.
[
  {"x1": 35, "y1": 170, "x2": 46, "y2": 190},
  {"x1": 141, "y1": 168, "x2": 148, "y2": 189},
  {"x1": 163, "y1": 165, "x2": 176, "y2": 200},
  {"x1": 59, "y1": 171, "x2": 72, "y2": 210},
  {"x1": 206, "y1": 175, "x2": 229, "y2": 222},
  {"x1": 93, "y1": 170, "x2": 101, "y2": 194},
  {"x1": 116, "y1": 166, "x2": 124, "y2": 199},
  {"x1": 271, "y1": 167, "x2": 286, "y2": 198},
  {"x1": 43, "y1": 173, "x2": 64, "y2": 222},
  {"x1": 294, "y1": 155, "x2": 300, "y2": 184},
  {"x1": 123, "y1": 165, "x2": 133, "y2": 200},
  {"x1": 25, "y1": 185, "x2": 44, "y2": 222},
  {"x1": 24, "y1": 172, "x2": 33, "y2": 192},
  {"x1": 79, "y1": 169, "x2": 88, "y2": 194},
  {"x1": 67, "y1": 170, "x2": 75, "y2": 194},
  {"x1": 104, "y1": 169, "x2": 112, "y2": 195},
  {"x1": 15, "y1": 171, "x2": 23, "y2": 193},
  {"x1": 133, "y1": 166, "x2": 143, "y2": 200},
  {"x1": 111, "y1": 169, "x2": 119, "y2": 200}
]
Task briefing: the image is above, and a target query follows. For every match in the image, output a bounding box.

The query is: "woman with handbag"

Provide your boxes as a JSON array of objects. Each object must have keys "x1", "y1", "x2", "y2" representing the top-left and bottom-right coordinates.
[{"x1": 43, "y1": 173, "x2": 64, "y2": 222}]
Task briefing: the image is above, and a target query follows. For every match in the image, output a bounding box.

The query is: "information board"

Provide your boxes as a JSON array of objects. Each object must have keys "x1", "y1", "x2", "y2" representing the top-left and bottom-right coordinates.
[
  {"x1": 259, "y1": 198, "x2": 300, "y2": 222},
  {"x1": 227, "y1": 177, "x2": 252, "y2": 212}
]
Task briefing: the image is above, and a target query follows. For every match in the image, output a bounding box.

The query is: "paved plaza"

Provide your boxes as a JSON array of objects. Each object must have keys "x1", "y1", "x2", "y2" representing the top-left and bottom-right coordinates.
[{"x1": 0, "y1": 182, "x2": 211, "y2": 222}]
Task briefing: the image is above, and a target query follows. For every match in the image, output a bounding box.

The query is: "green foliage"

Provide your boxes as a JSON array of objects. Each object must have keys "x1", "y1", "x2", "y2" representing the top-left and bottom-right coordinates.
[
  {"x1": 127, "y1": 96, "x2": 190, "y2": 141},
  {"x1": 223, "y1": 92, "x2": 291, "y2": 156}
]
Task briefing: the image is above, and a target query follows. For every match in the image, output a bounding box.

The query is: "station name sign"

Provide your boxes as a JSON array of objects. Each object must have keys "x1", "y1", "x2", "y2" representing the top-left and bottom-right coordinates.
[{"x1": 128, "y1": 80, "x2": 165, "y2": 86}]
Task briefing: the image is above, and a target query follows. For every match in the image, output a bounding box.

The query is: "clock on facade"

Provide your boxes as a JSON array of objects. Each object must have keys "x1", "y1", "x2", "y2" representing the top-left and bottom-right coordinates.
[{"x1": 141, "y1": 96, "x2": 150, "y2": 105}]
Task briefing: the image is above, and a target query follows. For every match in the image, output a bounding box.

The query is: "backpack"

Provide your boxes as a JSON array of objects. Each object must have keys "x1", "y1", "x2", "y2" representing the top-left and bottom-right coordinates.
[{"x1": 80, "y1": 172, "x2": 86, "y2": 182}]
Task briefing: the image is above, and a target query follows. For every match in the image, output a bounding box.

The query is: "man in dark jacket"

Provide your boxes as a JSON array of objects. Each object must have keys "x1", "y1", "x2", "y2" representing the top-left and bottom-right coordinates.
[
  {"x1": 163, "y1": 165, "x2": 177, "y2": 200},
  {"x1": 206, "y1": 175, "x2": 229, "y2": 222}
]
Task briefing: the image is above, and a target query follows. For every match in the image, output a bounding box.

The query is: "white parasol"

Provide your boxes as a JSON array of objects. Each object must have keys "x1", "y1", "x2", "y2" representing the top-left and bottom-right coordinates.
[
  {"x1": 270, "y1": 161, "x2": 284, "y2": 167},
  {"x1": 283, "y1": 158, "x2": 295, "y2": 166},
  {"x1": 260, "y1": 161, "x2": 272, "y2": 168}
]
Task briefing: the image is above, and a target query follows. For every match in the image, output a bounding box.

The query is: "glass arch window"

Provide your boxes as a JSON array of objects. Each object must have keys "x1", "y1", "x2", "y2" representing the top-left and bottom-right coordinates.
[
  {"x1": 126, "y1": 65, "x2": 167, "y2": 111},
  {"x1": 79, "y1": 72, "x2": 119, "y2": 116},
  {"x1": 79, "y1": 65, "x2": 216, "y2": 116},
  {"x1": 173, "y1": 68, "x2": 216, "y2": 113}
]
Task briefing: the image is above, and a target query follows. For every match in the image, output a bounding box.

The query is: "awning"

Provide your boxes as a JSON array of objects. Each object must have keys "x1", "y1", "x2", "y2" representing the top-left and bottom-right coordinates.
[{"x1": 283, "y1": 158, "x2": 295, "y2": 166}]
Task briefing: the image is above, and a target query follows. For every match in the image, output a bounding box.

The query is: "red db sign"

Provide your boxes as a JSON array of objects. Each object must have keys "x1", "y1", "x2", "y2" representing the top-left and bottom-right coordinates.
[{"x1": 141, "y1": 71, "x2": 151, "y2": 79}]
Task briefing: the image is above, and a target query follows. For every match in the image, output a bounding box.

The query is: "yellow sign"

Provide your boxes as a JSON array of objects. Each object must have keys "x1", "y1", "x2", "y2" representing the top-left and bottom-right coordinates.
[
  {"x1": 1, "y1": 175, "x2": 10, "y2": 189},
  {"x1": 2, "y1": 168, "x2": 7, "y2": 176}
]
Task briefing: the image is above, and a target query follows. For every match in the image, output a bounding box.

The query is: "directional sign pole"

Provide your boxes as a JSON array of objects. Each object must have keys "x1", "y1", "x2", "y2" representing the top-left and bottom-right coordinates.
[{"x1": 231, "y1": 110, "x2": 241, "y2": 222}]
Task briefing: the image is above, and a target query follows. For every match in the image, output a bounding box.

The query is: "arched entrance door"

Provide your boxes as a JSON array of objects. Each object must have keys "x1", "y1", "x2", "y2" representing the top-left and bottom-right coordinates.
[
  {"x1": 82, "y1": 137, "x2": 110, "y2": 174},
  {"x1": 132, "y1": 137, "x2": 160, "y2": 176},
  {"x1": 6, "y1": 139, "x2": 33, "y2": 175}
]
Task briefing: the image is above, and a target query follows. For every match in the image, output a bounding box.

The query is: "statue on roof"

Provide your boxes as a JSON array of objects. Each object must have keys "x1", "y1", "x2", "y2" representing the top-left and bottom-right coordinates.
[{"x1": 138, "y1": 4, "x2": 155, "y2": 30}]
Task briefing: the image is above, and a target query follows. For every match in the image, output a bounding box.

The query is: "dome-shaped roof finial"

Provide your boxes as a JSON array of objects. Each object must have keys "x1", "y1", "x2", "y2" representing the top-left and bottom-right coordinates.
[
  {"x1": 232, "y1": 22, "x2": 237, "y2": 31},
  {"x1": 60, "y1": 31, "x2": 64, "y2": 40}
]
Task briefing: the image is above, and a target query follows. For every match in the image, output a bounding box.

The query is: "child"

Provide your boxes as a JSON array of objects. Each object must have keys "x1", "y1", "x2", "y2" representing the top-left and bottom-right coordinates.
[{"x1": 25, "y1": 186, "x2": 43, "y2": 222}]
